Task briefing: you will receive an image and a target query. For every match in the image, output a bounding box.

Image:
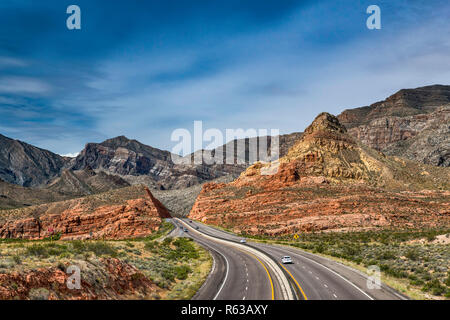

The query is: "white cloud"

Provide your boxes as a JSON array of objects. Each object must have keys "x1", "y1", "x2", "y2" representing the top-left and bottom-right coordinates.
[
  {"x1": 0, "y1": 77, "x2": 51, "y2": 95},
  {"x1": 60, "y1": 152, "x2": 79, "y2": 158}
]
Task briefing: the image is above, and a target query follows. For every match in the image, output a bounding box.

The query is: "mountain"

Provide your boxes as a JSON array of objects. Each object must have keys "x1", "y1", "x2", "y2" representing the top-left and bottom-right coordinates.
[
  {"x1": 338, "y1": 85, "x2": 450, "y2": 166},
  {"x1": 70, "y1": 133, "x2": 302, "y2": 190},
  {"x1": 189, "y1": 112, "x2": 450, "y2": 236},
  {"x1": 0, "y1": 134, "x2": 67, "y2": 187},
  {"x1": 45, "y1": 167, "x2": 131, "y2": 197},
  {"x1": 0, "y1": 185, "x2": 167, "y2": 240},
  {"x1": 0, "y1": 178, "x2": 67, "y2": 210}
]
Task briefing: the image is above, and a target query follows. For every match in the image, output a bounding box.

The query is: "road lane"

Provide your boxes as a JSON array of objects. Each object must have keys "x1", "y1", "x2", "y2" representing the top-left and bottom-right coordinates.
[
  {"x1": 187, "y1": 219, "x2": 406, "y2": 300},
  {"x1": 176, "y1": 219, "x2": 279, "y2": 300}
]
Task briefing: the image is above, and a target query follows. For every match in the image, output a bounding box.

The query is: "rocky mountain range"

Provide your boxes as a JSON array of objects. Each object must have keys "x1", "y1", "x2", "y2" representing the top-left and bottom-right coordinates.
[
  {"x1": 338, "y1": 85, "x2": 450, "y2": 167},
  {"x1": 0, "y1": 185, "x2": 167, "y2": 240},
  {"x1": 0, "y1": 85, "x2": 448, "y2": 207},
  {"x1": 0, "y1": 134, "x2": 67, "y2": 187},
  {"x1": 189, "y1": 112, "x2": 450, "y2": 235}
]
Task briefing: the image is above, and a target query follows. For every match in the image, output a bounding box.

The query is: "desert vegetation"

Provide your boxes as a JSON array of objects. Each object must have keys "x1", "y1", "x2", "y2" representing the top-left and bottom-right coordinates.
[
  {"x1": 0, "y1": 222, "x2": 211, "y2": 300},
  {"x1": 244, "y1": 228, "x2": 450, "y2": 299}
]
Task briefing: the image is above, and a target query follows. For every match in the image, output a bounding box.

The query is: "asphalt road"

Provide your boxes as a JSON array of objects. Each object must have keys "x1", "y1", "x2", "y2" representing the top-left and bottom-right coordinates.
[
  {"x1": 180, "y1": 218, "x2": 407, "y2": 300},
  {"x1": 169, "y1": 218, "x2": 285, "y2": 300}
]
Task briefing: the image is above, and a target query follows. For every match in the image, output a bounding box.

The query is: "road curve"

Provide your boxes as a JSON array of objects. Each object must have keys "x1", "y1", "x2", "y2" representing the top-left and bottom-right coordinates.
[
  {"x1": 173, "y1": 218, "x2": 293, "y2": 300},
  {"x1": 185, "y1": 219, "x2": 407, "y2": 300}
]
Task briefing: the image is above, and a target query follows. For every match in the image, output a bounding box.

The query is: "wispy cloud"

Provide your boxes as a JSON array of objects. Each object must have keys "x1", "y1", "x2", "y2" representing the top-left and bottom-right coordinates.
[
  {"x1": 0, "y1": 0, "x2": 448, "y2": 154},
  {"x1": 0, "y1": 77, "x2": 51, "y2": 95}
]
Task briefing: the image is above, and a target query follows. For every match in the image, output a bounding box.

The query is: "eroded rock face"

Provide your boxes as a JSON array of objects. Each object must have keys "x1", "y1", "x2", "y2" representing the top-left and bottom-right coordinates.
[
  {"x1": 0, "y1": 187, "x2": 167, "y2": 240},
  {"x1": 189, "y1": 112, "x2": 450, "y2": 236},
  {"x1": 338, "y1": 85, "x2": 450, "y2": 166},
  {"x1": 0, "y1": 258, "x2": 158, "y2": 300},
  {"x1": 0, "y1": 134, "x2": 68, "y2": 187},
  {"x1": 190, "y1": 184, "x2": 450, "y2": 236}
]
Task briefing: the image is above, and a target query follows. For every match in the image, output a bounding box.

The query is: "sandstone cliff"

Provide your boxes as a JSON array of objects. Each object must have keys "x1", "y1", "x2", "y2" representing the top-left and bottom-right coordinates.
[
  {"x1": 189, "y1": 113, "x2": 450, "y2": 236},
  {"x1": 0, "y1": 185, "x2": 168, "y2": 240}
]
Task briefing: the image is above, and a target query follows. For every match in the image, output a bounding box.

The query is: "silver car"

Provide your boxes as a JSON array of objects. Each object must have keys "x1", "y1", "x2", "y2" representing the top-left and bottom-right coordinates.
[{"x1": 281, "y1": 256, "x2": 293, "y2": 264}]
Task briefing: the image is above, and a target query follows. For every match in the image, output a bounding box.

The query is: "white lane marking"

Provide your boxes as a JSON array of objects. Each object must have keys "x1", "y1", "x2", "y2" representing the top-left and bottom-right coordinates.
[
  {"x1": 245, "y1": 286, "x2": 248, "y2": 291},
  {"x1": 212, "y1": 248, "x2": 230, "y2": 300},
  {"x1": 324, "y1": 284, "x2": 328, "y2": 288},
  {"x1": 283, "y1": 248, "x2": 374, "y2": 300},
  {"x1": 177, "y1": 218, "x2": 293, "y2": 300}
]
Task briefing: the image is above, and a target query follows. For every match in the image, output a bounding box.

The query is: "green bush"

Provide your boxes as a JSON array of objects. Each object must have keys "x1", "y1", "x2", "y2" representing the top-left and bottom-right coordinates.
[
  {"x1": 422, "y1": 279, "x2": 446, "y2": 296},
  {"x1": 405, "y1": 248, "x2": 419, "y2": 261},
  {"x1": 175, "y1": 265, "x2": 192, "y2": 280}
]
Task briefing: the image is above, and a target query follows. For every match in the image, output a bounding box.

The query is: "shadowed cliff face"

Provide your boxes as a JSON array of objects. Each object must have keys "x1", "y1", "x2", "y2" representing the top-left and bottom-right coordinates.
[
  {"x1": 68, "y1": 133, "x2": 303, "y2": 190},
  {"x1": 338, "y1": 85, "x2": 450, "y2": 167},
  {"x1": 189, "y1": 112, "x2": 450, "y2": 236},
  {"x1": 0, "y1": 134, "x2": 68, "y2": 187}
]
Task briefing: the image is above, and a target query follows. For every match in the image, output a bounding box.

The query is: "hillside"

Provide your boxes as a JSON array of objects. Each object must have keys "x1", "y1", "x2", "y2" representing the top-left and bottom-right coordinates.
[
  {"x1": 189, "y1": 112, "x2": 450, "y2": 236},
  {"x1": 0, "y1": 185, "x2": 169, "y2": 240},
  {"x1": 0, "y1": 134, "x2": 67, "y2": 187},
  {"x1": 45, "y1": 167, "x2": 130, "y2": 196},
  {"x1": 338, "y1": 85, "x2": 450, "y2": 166},
  {"x1": 0, "y1": 179, "x2": 67, "y2": 210}
]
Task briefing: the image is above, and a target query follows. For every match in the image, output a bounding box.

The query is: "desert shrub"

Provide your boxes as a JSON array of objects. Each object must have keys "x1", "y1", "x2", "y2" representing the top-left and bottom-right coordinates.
[
  {"x1": 28, "y1": 288, "x2": 50, "y2": 300},
  {"x1": 12, "y1": 255, "x2": 21, "y2": 265},
  {"x1": 444, "y1": 274, "x2": 450, "y2": 287},
  {"x1": 405, "y1": 248, "x2": 419, "y2": 261},
  {"x1": 25, "y1": 244, "x2": 49, "y2": 257},
  {"x1": 175, "y1": 265, "x2": 192, "y2": 280},
  {"x1": 85, "y1": 242, "x2": 117, "y2": 257},
  {"x1": 422, "y1": 279, "x2": 446, "y2": 296}
]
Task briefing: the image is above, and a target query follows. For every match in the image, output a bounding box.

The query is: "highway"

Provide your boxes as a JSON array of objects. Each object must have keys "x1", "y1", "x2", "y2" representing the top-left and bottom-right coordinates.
[
  {"x1": 170, "y1": 218, "x2": 407, "y2": 300},
  {"x1": 169, "y1": 218, "x2": 293, "y2": 300}
]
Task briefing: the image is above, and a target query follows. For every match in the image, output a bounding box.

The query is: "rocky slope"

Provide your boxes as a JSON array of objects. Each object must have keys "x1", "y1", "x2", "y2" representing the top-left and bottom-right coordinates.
[
  {"x1": 0, "y1": 134, "x2": 67, "y2": 187},
  {"x1": 338, "y1": 85, "x2": 450, "y2": 166},
  {"x1": 0, "y1": 179, "x2": 67, "y2": 210},
  {"x1": 0, "y1": 258, "x2": 158, "y2": 300},
  {"x1": 189, "y1": 113, "x2": 450, "y2": 236},
  {"x1": 69, "y1": 133, "x2": 302, "y2": 190},
  {"x1": 0, "y1": 186, "x2": 169, "y2": 240}
]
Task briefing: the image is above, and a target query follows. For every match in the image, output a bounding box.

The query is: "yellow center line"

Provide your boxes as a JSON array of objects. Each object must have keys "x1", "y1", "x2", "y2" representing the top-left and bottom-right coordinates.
[
  {"x1": 279, "y1": 263, "x2": 308, "y2": 300},
  {"x1": 236, "y1": 247, "x2": 275, "y2": 300}
]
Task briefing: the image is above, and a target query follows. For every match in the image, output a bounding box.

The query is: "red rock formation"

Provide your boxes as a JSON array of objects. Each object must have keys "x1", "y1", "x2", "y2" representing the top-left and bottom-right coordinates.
[
  {"x1": 189, "y1": 112, "x2": 450, "y2": 236},
  {"x1": 0, "y1": 258, "x2": 158, "y2": 300},
  {"x1": 0, "y1": 186, "x2": 169, "y2": 240}
]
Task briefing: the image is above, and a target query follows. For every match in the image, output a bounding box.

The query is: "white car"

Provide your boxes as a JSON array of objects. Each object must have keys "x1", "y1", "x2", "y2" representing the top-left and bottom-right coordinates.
[
  {"x1": 281, "y1": 256, "x2": 293, "y2": 264},
  {"x1": 240, "y1": 239, "x2": 247, "y2": 244}
]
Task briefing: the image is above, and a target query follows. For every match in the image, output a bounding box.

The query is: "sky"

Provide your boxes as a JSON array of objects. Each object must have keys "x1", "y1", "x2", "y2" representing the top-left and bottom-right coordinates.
[{"x1": 0, "y1": 0, "x2": 449, "y2": 156}]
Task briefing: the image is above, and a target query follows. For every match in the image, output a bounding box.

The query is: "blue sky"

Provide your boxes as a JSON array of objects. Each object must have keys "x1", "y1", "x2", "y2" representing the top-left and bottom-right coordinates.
[{"x1": 0, "y1": 0, "x2": 449, "y2": 155}]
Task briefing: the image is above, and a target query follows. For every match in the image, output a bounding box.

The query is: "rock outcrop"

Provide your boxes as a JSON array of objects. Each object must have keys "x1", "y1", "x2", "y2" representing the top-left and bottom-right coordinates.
[
  {"x1": 338, "y1": 85, "x2": 450, "y2": 166},
  {"x1": 69, "y1": 133, "x2": 302, "y2": 190},
  {"x1": 45, "y1": 167, "x2": 131, "y2": 197},
  {"x1": 0, "y1": 258, "x2": 158, "y2": 300},
  {"x1": 0, "y1": 186, "x2": 168, "y2": 240},
  {"x1": 0, "y1": 134, "x2": 68, "y2": 187},
  {"x1": 189, "y1": 112, "x2": 450, "y2": 236}
]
